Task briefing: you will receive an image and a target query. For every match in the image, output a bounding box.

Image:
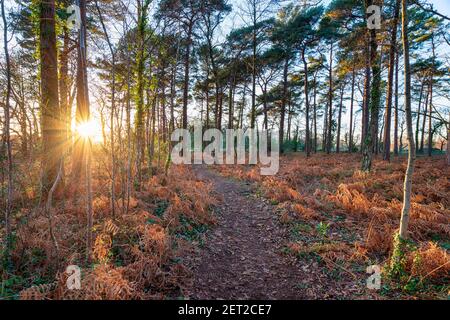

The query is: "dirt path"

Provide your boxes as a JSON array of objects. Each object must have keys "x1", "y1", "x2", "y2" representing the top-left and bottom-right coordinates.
[{"x1": 182, "y1": 165, "x2": 323, "y2": 300}]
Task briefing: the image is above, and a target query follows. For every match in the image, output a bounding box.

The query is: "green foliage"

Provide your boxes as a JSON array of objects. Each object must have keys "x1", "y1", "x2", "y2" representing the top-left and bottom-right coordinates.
[
  {"x1": 385, "y1": 234, "x2": 429, "y2": 294},
  {"x1": 316, "y1": 221, "x2": 330, "y2": 243},
  {"x1": 0, "y1": 275, "x2": 25, "y2": 300},
  {"x1": 176, "y1": 215, "x2": 208, "y2": 244},
  {"x1": 155, "y1": 200, "x2": 170, "y2": 217}
]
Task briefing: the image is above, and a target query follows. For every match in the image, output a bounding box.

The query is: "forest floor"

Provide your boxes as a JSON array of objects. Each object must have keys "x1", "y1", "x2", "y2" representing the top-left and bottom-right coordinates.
[
  {"x1": 3, "y1": 152, "x2": 448, "y2": 300},
  {"x1": 181, "y1": 154, "x2": 449, "y2": 300},
  {"x1": 182, "y1": 165, "x2": 379, "y2": 300}
]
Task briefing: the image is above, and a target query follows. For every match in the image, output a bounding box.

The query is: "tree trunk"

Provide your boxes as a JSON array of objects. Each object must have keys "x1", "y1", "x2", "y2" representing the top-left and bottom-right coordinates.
[
  {"x1": 428, "y1": 35, "x2": 435, "y2": 157},
  {"x1": 1, "y1": 0, "x2": 14, "y2": 260},
  {"x1": 134, "y1": 0, "x2": 149, "y2": 187},
  {"x1": 125, "y1": 48, "x2": 132, "y2": 214},
  {"x1": 205, "y1": 65, "x2": 210, "y2": 128},
  {"x1": 415, "y1": 80, "x2": 425, "y2": 153},
  {"x1": 161, "y1": 82, "x2": 167, "y2": 143},
  {"x1": 280, "y1": 57, "x2": 289, "y2": 154},
  {"x1": 59, "y1": 26, "x2": 70, "y2": 142},
  {"x1": 349, "y1": 64, "x2": 356, "y2": 153},
  {"x1": 383, "y1": 0, "x2": 400, "y2": 161},
  {"x1": 302, "y1": 48, "x2": 311, "y2": 157},
  {"x1": 183, "y1": 24, "x2": 193, "y2": 129},
  {"x1": 218, "y1": 87, "x2": 223, "y2": 129},
  {"x1": 95, "y1": 0, "x2": 116, "y2": 218},
  {"x1": 262, "y1": 82, "x2": 268, "y2": 130},
  {"x1": 228, "y1": 76, "x2": 235, "y2": 129},
  {"x1": 287, "y1": 95, "x2": 292, "y2": 142},
  {"x1": 399, "y1": 0, "x2": 416, "y2": 239},
  {"x1": 420, "y1": 83, "x2": 430, "y2": 152},
  {"x1": 394, "y1": 47, "x2": 399, "y2": 156},
  {"x1": 336, "y1": 81, "x2": 345, "y2": 153},
  {"x1": 40, "y1": 0, "x2": 62, "y2": 193},
  {"x1": 447, "y1": 112, "x2": 450, "y2": 165},
  {"x1": 362, "y1": 0, "x2": 381, "y2": 172},
  {"x1": 170, "y1": 64, "x2": 176, "y2": 132},
  {"x1": 326, "y1": 41, "x2": 334, "y2": 154},
  {"x1": 250, "y1": 5, "x2": 257, "y2": 129},
  {"x1": 362, "y1": 36, "x2": 371, "y2": 151},
  {"x1": 313, "y1": 73, "x2": 318, "y2": 153}
]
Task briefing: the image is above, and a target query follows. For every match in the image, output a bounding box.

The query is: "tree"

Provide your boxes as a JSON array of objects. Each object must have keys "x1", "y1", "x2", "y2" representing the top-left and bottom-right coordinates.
[
  {"x1": 1, "y1": 0, "x2": 13, "y2": 263},
  {"x1": 292, "y1": 6, "x2": 324, "y2": 157},
  {"x1": 270, "y1": 6, "x2": 296, "y2": 154},
  {"x1": 383, "y1": 0, "x2": 400, "y2": 161},
  {"x1": 398, "y1": 0, "x2": 416, "y2": 240},
  {"x1": 238, "y1": 0, "x2": 276, "y2": 129},
  {"x1": 447, "y1": 112, "x2": 450, "y2": 165},
  {"x1": 319, "y1": 8, "x2": 343, "y2": 154},
  {"x1": 95, "y1": 0, "x2": 117, "y2": 218},
  {"x1": 158, "y1": 0, "x2": 204, "y2": 129},
  {"x1": 201, "y1": 0, "x2": 232, "y2": 129},
  {"x1": 40, "y1": 0, "x2": 62, "y2": 193},
  {"x1": 361, "y1": 0, "x2": 382, "y2": 171},
  {"x1": 256, "y1": 47, "x2": 282, "y2": 130},
  {"x1": 134, "y1": 0, "x2": 152, "y2": 187}
]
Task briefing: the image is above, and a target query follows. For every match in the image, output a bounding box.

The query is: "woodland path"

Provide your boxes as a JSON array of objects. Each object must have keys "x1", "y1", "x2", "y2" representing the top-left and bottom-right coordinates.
[{"x1": 181, "y1": 165, "x2": 324, "y2": 300}]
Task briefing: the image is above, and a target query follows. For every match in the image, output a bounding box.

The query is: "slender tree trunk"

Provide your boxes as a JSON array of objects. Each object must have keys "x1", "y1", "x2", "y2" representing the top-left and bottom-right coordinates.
[
  {"x1": 302, "y1": 48, "x2": 311, "y2": 157},
  {"x1": 134, "y1": 0, "x2": 150, "y2": 188},
  {"x1": 447, "y1": 112, "x2": 450, "y2": 165},
  {"x1": 1, "y1": 0, "x2": 13, "y2": 261},
  {"x1": 72, "y1": 0, "x2": 90, "y2": 182},
  {"x1": 280, "y1": 57, "x2": 289, "y2": 154},
  {"x1": 125, "y1": 50, "x2": 132, "y2": 214},
  {"x1": 205, "y1": 65, "x2": 210, "y2": 128},
  {"x1": 218, "y1": 87, "x2": 223, "y2": 129},
  {"x1": 383, "y1": 0, "x2": 400, "y2": 161},
  {"x1": 85, "y1": 139, "x2": 93, "y2": 262},
  {"x1": 326, "y1": 42, "x2": 334, "y2": 154},
  {"x1": 161, "y1": 82, "x2": 167, "y2": 143},
  {"x1": 228, "y1": 77, "x2": 235, "y2": 129},
  {"x1": 250, "y1": 5, "x2": 257, "y2": 129},
  {"x1": 336, "y1": 82, "x2": 345, "y2": 153},
  {"x1": 428, "y1": 35, "x2": 435, "y2": 157},
  {"x1": 394, "y1": 48, "x2": 399, "y2": 155},
  {"x1": 415, "y1": 80, "x2": 425, "y2": 153},
  {"x1": 170, "y1": 64, "x2": 176, "y2": 132},
  {"x1": 262, "y1": 82, "x2": 268, "y2": 130},
  {"x1": 95, "y1": 0, "x2": 116, "y2": 218},
  {"x1": 323, "y1": 101, "x2": 328, "y2": 152},
  {"x1": 59, "y1": 26, "x2": 70, "y2": 160},
  {"x1": 287, "y1": 95, "x2": 292, "y2": 141},
  {"x1": 313, "y1": 73, "x2": 318, "y2": 153},
  {"x1": 18, "y1": 95, "x2": 28, "y2": 157},
  {"x1": 420, "y1": 84, "x2": 430, "y2": 152},
  {"x1": 362, "y1": 38, "x2": 371, "y2": 151},
  {"x1": 40, "y1": 0, "x2": 62, "y2": 193},
  {"x1": 349, "y1": 65, "x2": 356, "y2": 153},
  {"x1": 362, "y1": 0, "x2": 381, "y2": 171},
  {"x1": 399, "y1": 0, "x2": 415, "y2": 239},
  {"x1": 183, "y1": 24, "x2": 193, "y2": 129}
]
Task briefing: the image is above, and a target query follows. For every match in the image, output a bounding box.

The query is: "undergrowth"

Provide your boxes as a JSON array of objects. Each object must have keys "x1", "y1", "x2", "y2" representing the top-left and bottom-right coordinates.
[
  {"x1": 0, "y1": 152, "x2": 216, "y2": 300},
  {"x1": 215, "y1": 153, "x2": 449, "y2": 299}
]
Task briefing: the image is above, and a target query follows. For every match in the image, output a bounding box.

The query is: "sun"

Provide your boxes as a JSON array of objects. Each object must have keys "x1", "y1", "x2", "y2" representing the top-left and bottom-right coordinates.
[{"x1": 74, "y1": 119, "x2": 103, "y2": 143}]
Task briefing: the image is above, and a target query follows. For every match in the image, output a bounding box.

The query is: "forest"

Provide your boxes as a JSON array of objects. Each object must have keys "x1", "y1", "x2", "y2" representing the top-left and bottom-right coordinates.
[{"x1": 0, "y1": 0, "x2": 449, "y2": 300}]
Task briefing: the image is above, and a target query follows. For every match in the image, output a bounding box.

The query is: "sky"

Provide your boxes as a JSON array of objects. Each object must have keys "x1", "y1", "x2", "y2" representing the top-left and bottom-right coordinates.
[{"x1": 432, "y1": 0, "x2": 450, "y2": 14}]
